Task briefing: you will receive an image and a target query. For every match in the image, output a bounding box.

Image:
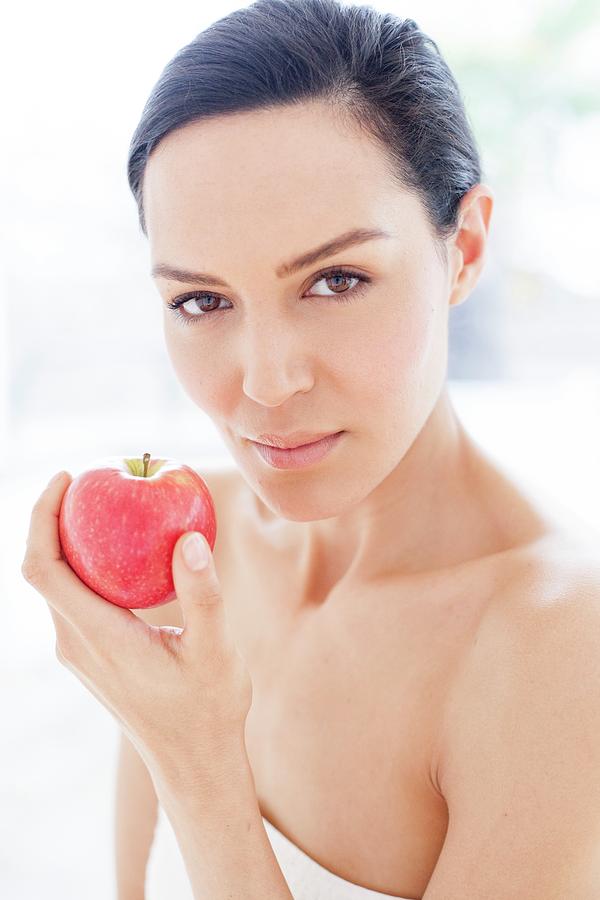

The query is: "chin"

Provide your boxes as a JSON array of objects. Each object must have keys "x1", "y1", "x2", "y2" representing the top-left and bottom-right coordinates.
[{"x1": 248, "y1": 471, "x2": 364, "y2": 523}]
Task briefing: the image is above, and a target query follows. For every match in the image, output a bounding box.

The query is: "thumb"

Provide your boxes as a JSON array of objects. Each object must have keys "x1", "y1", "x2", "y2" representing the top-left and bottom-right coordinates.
[{"x1": 172, "y1": 531, "x2": 227, "y2": 649}]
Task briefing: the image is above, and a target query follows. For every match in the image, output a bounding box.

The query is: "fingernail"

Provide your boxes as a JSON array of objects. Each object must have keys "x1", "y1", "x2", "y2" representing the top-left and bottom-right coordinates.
[
  {"x1": 47, "y1": 471, "x2": 64, "y2": 487},
  {"x1": 183, "y1": 532, "x2": 209, "y2": 571}
]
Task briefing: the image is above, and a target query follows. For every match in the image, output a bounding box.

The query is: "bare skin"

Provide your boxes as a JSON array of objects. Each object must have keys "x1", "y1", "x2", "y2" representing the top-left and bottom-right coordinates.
[
  {"x1": 197, "y1": 460, "x2": 569, "y2": 899},
  {"x1": 141, "y1": 100, "x2": 596, "y2": 897},
  {"x1": 144, "y1": 100, "x2": 498, "y2": 589}
]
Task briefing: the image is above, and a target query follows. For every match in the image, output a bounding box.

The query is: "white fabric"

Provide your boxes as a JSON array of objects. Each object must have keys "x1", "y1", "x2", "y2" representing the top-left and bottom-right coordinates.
[{"x1": 145, "y1": 803, "x2": 415, "y2": 899}]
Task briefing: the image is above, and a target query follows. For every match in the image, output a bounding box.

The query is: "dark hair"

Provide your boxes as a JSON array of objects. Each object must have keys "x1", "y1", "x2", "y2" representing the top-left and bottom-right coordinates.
[{"x1": 127, "y1": 0, "x2": 483, "y2": 267}]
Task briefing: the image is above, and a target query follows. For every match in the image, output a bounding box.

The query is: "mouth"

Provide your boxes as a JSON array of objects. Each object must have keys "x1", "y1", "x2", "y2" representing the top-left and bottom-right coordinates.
[
  {"x1": 249, "y1": 431, "x2": 346, "y2": 470},
  {"x1": 250, "y1": 430, "x2": 342, "y2": 450}
]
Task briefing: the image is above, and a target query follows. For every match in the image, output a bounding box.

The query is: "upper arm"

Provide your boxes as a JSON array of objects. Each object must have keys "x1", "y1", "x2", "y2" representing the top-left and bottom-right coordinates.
[{"x1": 425, "y1": 580, "x2": 600, "y2": 899}]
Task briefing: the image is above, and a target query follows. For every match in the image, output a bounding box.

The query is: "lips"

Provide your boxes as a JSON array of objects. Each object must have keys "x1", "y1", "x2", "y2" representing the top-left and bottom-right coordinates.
[
  {"x1": 252, "y1": 431, "x2": 341, "y2": 450},
  {"x1": 250, "y1": 431, "x2": 345, "y2": 469}
]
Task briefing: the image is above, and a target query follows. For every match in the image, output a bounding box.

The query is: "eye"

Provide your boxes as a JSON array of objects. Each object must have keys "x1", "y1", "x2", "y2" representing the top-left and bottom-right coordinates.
[{"x1": 165, "y1": 266, "x2": 372, "y2": 326}]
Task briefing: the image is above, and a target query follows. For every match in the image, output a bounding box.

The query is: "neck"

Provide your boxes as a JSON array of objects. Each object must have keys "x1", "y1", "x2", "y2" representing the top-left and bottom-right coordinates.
[{"x1": 294, "y1": 385, "x2": 549, "y2": 601}]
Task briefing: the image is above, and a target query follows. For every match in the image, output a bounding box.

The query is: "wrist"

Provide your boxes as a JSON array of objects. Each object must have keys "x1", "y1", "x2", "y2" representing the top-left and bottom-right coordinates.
[
  {"x1": 151, "y1": 733, "x2": 254, "y2": 817},
  {"x1": 116, "y1": 873, "x2": 146, "y2": 900}
]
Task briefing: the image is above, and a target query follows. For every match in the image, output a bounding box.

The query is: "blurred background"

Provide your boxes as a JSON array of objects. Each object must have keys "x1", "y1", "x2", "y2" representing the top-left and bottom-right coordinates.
[{"x1": 1, "y1": 0, "x2": 599, "y2": 897}]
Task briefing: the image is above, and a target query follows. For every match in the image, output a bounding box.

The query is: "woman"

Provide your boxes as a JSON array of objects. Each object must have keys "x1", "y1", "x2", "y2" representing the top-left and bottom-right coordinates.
[
  {"x1": 124, "y1": 0, "x2": 600, "y2": 895},
  {"x1": 23, "y1": 1, "x2": 600, "y2": 898}
]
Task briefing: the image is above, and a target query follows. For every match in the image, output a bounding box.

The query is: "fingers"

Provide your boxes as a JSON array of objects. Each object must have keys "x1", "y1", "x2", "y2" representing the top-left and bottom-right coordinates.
[
  {"x1": 171, "y1": 531, "x2": 234, "y2": 660},
  {"x1": 24, "y1": 471, "x2": 70, "y2": 565},
  {"x1": 21, "y1": 471, "x2": 134, "y2": 642}
]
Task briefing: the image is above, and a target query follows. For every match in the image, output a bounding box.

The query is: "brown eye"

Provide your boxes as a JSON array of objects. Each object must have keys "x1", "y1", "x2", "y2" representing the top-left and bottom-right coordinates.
[
  {"x1": 166, "y1": 266, "x2": 371, "y2": 326},
  {"x1": 312, "y1": 272, "x2": 359, "y2": 295},
  {"x1": 307, "y1": 268, "x2": 371, "y2": 302},
  {"x1": 167, "y1": 292, "x2": 230, "y2": 322},
  {"x1": 190, "y1": 295, "x2": 222, "y2": 313}
]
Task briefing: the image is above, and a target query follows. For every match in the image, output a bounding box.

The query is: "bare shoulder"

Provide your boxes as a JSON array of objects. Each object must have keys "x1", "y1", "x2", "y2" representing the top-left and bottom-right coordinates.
[
  {"x1": 192, "y1": 462, "x2": 255, "y2": 577},
  {"x1": 426, "y1": 533, "x2": 600, "y2": 897},
  {"x1": 198, "y1": 463, "x2": 246, "y2": 516},
  {"x1": 483, "y1": 530, "x2": 600, "y2": 652},
  {"x1": 133, "y1": 463, "x2": 244, "y2": 627},
  {"x1": 440, "y1": 531, "x2": 600, "y2": 759},
  {"x1": 197, "y1": 462, "x2": 250, "y2": 545}
]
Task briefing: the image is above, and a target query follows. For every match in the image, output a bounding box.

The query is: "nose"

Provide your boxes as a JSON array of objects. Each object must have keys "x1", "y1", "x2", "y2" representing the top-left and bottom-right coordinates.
[{"x1": 241, "y1": 316, "x2": 314, "y2": 407}]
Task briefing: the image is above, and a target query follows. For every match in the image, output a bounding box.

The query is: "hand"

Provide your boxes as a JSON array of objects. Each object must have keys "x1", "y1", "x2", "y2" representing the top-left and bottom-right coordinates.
[{"x1": 21, "y1": 471, "x2": 253, "y2": 790}]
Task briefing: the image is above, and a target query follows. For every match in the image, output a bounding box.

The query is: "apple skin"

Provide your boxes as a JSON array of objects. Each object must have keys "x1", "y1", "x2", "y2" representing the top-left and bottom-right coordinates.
[{"x1": 57, "y1": 454, "x2": 217, "y2": 610}]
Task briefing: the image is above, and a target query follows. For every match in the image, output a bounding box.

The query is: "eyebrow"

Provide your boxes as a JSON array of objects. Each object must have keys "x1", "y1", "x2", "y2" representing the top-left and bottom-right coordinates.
[{"x1": 151, "y1": 226, "x2": 393, "y2": 286}]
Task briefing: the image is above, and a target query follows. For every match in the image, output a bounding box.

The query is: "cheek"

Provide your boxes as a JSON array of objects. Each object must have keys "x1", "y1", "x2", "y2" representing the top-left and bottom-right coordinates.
[
  {"x1": 162, "y1": 290, "x2": 445, "y2": 426},
  {"x1": 348, "y1": 300, "x2": 445, "y2": 462},
  {"x1": 163, "y1": 320, "x2": 226, "y2": 412},
  {"x1": 346, "y1": 295, "x2": 441, "y2": 410}
]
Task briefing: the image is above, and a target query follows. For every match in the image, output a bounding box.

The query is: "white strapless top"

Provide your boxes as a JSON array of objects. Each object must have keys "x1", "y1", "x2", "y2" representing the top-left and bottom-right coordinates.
[{"x1": 145, "y1": 804, "x2": 416, "y2": 900}]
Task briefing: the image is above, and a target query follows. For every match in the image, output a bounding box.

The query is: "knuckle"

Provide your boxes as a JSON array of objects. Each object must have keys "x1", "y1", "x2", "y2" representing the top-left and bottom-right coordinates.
[
  {"x1": 55, "y1": 640, "x2": 69, "y2": 665},
  {"x1": 21, "y1": 555, "x2": 46, "y2": 585},
  {"x1": 56, "y1": 638, "x2": 78, "y2": 667},
  {"x1": 201, "y1": 589, "x2": 222, "y2": 606}
]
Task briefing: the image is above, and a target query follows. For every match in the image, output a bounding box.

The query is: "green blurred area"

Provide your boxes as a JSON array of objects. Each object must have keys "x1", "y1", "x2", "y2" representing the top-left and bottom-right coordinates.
[
  {"x1": 451, "y1": 0, "x2": 599, "y2": 186},
  {"x1": 440, "y1": 0, "x2": 600, "y2": 379}
]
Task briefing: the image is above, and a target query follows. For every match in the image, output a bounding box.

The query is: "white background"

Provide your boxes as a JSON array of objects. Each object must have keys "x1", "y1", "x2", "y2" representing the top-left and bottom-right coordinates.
[{"x1": 1, "y1": 1, "x2": 599, "y2": 897}]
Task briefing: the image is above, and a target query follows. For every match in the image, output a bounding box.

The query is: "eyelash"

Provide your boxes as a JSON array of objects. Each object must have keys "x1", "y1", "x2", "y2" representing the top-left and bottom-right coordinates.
[{"x1": 165, "y1": 267, "x2": 372, "y2": 326}]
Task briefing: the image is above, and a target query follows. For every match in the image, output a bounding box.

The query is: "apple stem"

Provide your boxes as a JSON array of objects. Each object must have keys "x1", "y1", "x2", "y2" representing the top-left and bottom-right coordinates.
[{"x1": 143, "y1": 452, "x2": 151, "y2": 478}]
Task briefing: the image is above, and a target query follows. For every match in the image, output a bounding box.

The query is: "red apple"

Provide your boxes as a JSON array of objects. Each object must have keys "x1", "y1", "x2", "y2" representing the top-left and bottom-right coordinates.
[{"x1": 58, "y1": 452, "x2": 217, "y2": 610}]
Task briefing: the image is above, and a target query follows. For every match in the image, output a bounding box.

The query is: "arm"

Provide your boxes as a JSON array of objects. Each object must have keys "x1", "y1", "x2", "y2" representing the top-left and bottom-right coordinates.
[
  {"x1": 113, "y1": 598, "x2": 184, "y2": 900},
  {"x1": 152, "y1": 742, "x2": 295, "y2": 900},
  {"x1": 114, "y1": 675, "x2": 294, "y2": 900},
  {"x1": 423, "y1": 576, "x2": 600, "y2": 899},
  {"x1": 114, "y1": 731, "x2": 159, "y2": 900},
  {"x1": 120, "y1": 467, "x2": 293, "y2": 899}
]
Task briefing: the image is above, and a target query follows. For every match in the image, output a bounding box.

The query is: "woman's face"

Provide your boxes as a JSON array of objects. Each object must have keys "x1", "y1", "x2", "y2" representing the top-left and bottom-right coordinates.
[{"x1": 143, "y1": 101, "x2": 464, "y2": 522}]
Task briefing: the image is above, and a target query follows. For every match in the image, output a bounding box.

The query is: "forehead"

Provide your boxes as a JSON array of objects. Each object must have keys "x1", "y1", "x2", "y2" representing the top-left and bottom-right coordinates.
[{"x1": 143, "y1": 101, "x2": 425, "y2": 257}]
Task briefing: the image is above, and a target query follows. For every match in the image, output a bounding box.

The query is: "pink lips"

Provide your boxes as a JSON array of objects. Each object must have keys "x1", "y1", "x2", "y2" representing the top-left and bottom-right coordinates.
[
  {"x1": 253, "y1": 430, "x2": 339, "y2": 449},
  {"x1": 251, "y1": 431, "x2": 345, "y2": 469}
]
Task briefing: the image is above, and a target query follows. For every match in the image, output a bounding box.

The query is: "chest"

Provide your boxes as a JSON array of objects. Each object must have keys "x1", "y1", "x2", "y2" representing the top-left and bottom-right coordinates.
[{"x1": 216, "y1": 532, "x2": 490, "y2": 898}]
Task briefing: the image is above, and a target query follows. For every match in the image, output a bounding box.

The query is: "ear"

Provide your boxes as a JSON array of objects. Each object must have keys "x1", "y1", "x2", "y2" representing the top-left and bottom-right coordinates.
[{"x1": 447, "y1": 183, "x2": 494, "y2": 309}]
